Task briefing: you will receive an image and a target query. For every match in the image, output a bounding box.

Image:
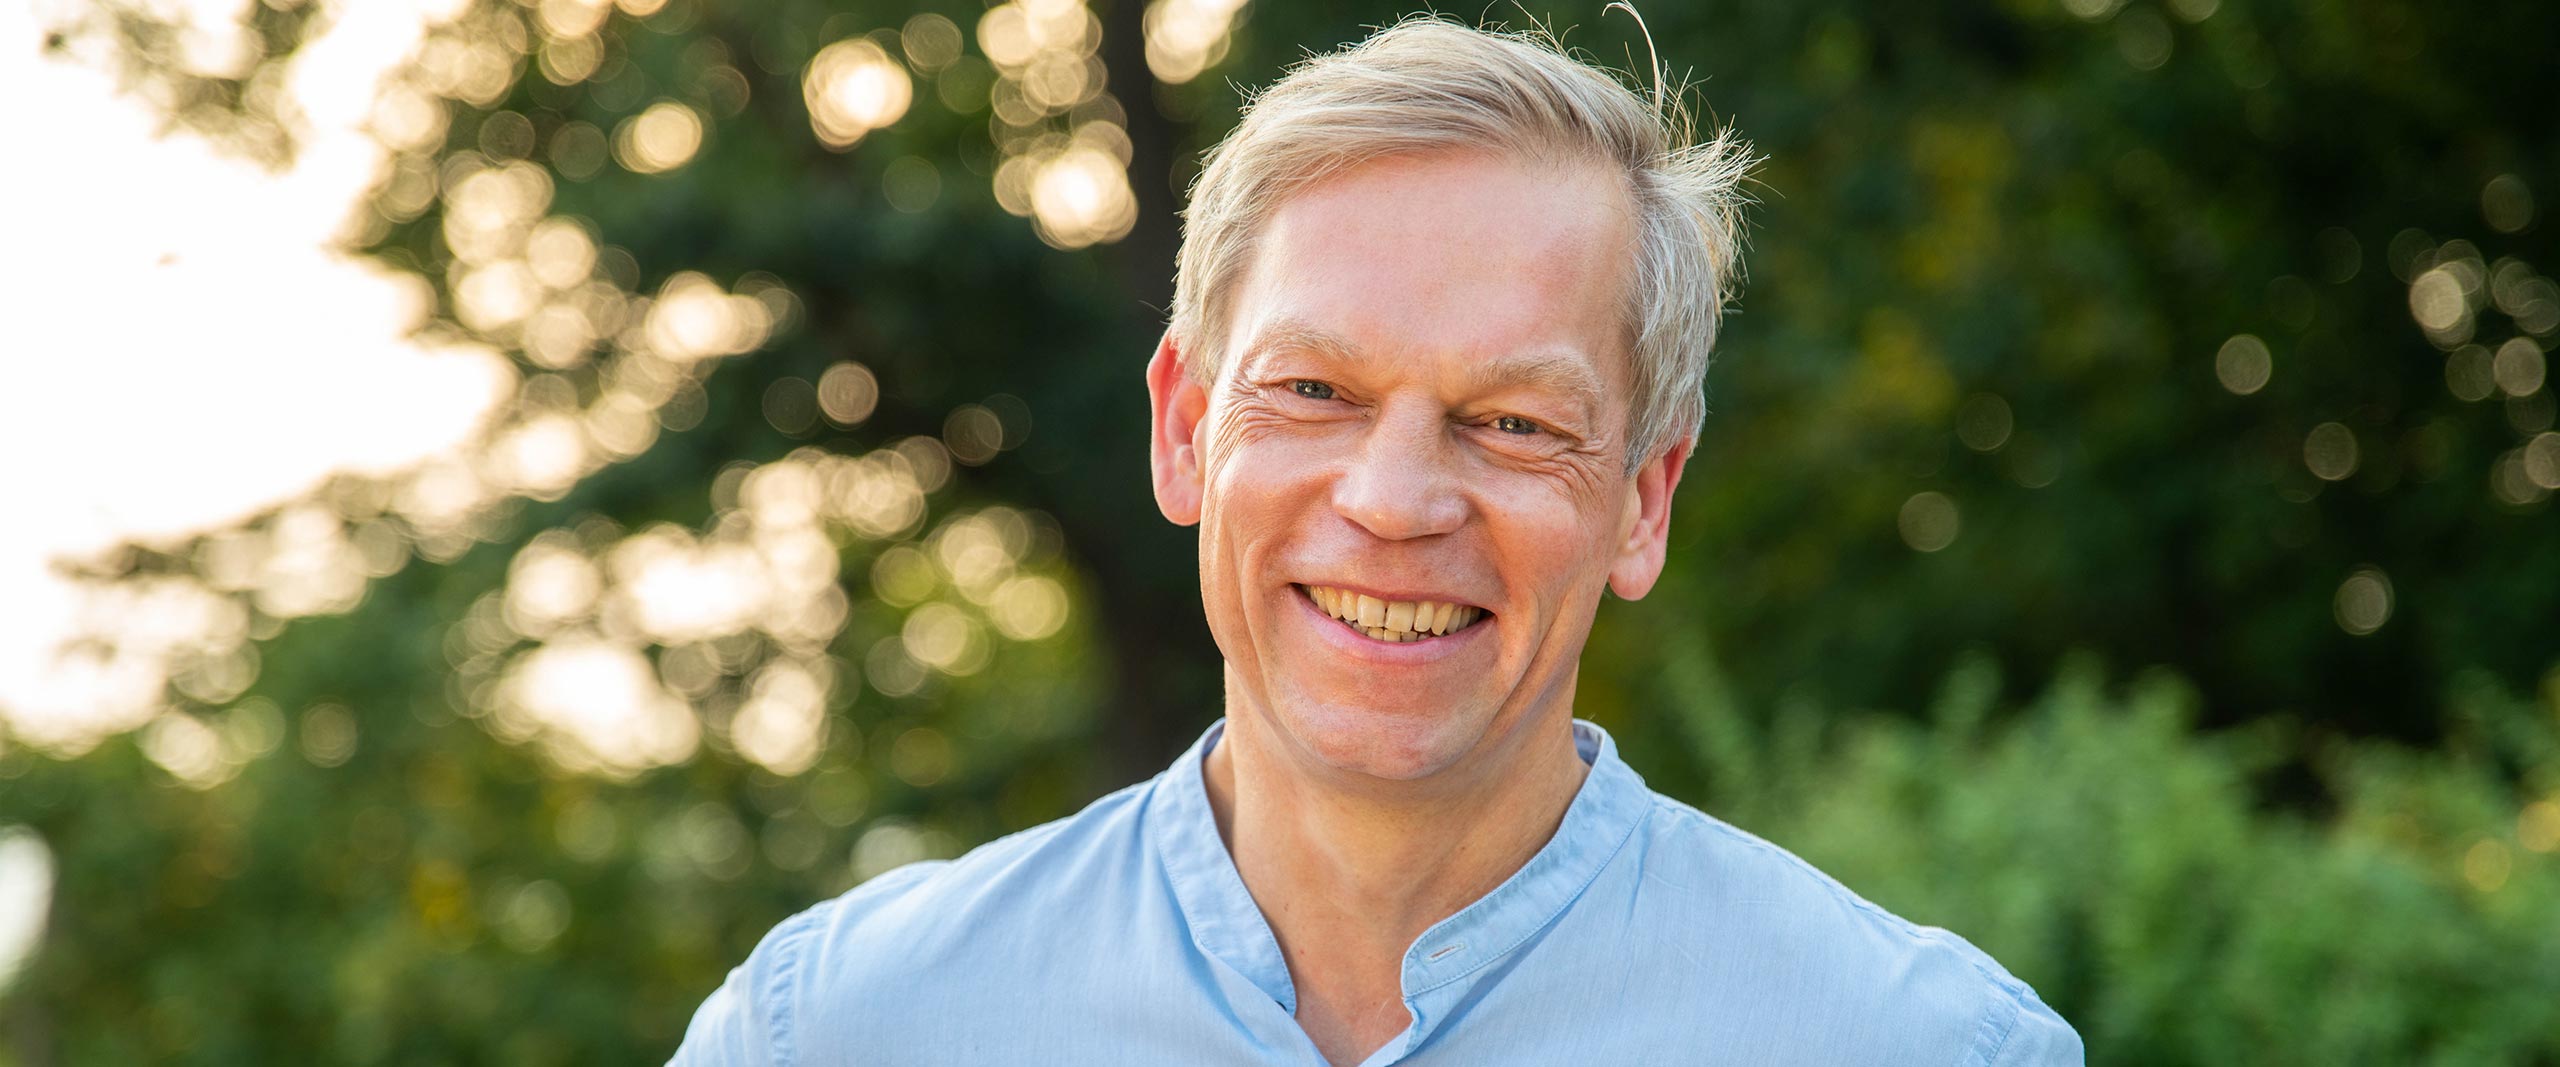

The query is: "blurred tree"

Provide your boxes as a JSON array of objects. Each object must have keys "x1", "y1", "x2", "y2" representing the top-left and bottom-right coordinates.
[
  {"x1": 1519, "y1": 0, "x2": 2560, "y2": 750},
  {"x1": 36, "y1": 0, "x2": 2560, "y2": 797},
  {"x1": 4, "y1": 0, "x2": 2558, "y2": 1062}
]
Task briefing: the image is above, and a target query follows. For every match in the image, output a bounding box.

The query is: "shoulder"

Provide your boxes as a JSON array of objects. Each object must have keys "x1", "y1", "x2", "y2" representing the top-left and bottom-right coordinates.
[
  {"x1": 667, "y1": 779, "x2": 1159, "y2": 1066},
  {"x1": 1626, "y1": 794, "x2": 2084, "y2": 1066}
]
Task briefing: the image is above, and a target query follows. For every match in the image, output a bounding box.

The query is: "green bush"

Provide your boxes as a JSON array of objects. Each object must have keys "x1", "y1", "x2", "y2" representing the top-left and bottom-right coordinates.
[
  {"x1": 12, "y1": 645, "x2": 2553, "y2": 1063},
  {"x1": 1633, "y1": 645, "x2": 2560, "y2": 1065}
]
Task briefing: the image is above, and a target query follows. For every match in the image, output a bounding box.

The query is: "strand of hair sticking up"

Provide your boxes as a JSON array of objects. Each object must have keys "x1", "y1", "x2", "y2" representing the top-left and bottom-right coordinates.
[{"x1": 1602, "y1": 1, "x2": 1665, "y2": 112}]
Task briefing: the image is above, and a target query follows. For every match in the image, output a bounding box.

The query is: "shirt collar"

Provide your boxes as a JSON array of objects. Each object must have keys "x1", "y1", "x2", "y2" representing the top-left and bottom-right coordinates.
[
  {"x1": 1151, "y1": 719, "x2": 1298, "y2": 1009},
  {"x1": 1147, "y1": 717, "x2": 1654, "y2": 1037}
]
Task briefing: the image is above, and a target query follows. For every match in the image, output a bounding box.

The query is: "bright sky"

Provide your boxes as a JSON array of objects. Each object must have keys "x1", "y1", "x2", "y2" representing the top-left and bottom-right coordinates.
[{"x1": 0, "y1": 0, "x2": 512, "y2": 744}]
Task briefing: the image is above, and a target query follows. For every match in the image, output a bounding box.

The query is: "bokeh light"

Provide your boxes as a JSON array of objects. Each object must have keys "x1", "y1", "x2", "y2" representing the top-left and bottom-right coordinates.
[
  {"x1": 2482, "y1": 174, "x2": 2534, "y2": 235},
  {"x1": 2523, "y1": 433, "x2": 2560, "y2": 491},
  {"x1": 2462, "y1": 838, "x2": 2511, "y2": 893},
  {"x1": 496, "y1": 878, "x2": 573, "y2": 952},
  {"x1": 731, "y1": 658, "x2": 832, "y2": 776},
  {"x1": 2493, "y1": 448, "x2": 2552, "y2": 507},
  {"x1": 1028, "y1": 141, "x2": 1137, "y2": 248},
  {"x1": 803, "y1": 38, "x2": 912, "y2": 150},
  {"x1": 990, "y1": 575, "x2": 1069, "y2": 641},
  {"x1": 871, "y1": 545, "x2": 937, "y2": 608},
  {"x1": 818, "y1": 362, "x2": 881, "y2": 426},
  {"x1": 1898, "y1": 492, "x2": 1960, "y2": 553},
  {"x1": 976, "y1": 0, "x2": 1137, "y2": 249},
  {"x1": 494, "y1": 638, "x2": 701, "y2": 778},
  {"x1": 944, "y1": 404, "x2": 1005, "y2": 465},
  {"x1": 1955, "y1": 393, "x2": 2013, "y2": 452},
  {"x1": 2410, "y1": 267, "x2": 2467, "y2": 333},
  {"x1": 2447, "y1": 344, "x2": 2497, "y2": 402},
  {"x1": 2522, "y1": 800, "x2": 2560, "y2": 853},
  {"x1": 763, "y1": 377, "x2": 821, "y2": 434},
  {"x1": 2303, "y1": 422, "x2": 2359, "y2": 482},
  {"x1": 901, "y1": 12, "x2": 963, "y2": 72},
  {"x1": 902, "y1": 602, "x2": 987, "y2": 675},
  {"x1": 452, "y1": 444, "x2": 1070, "y2": 778},
  {"x1": 889, "y1": 727, "x2": 955, "y2": 786},
  {"x1": 993, "y1": 132, "x2": 1138, "y2": 249},
  {"x1": 2493, "y1": 337, "x2": 2546, "y2": 397},
  {"x1": 538, "y1": 28, "x2": 604, "y2": 85},
  {"x1": 1144, "y1": 0, "x2": 1249, "y2": 84},
  {"x1": 644, "y1": 272, "x2": 774, "y2": 361},
  {"x1": 537, "y1": 0, "x2": 612, "y2": 41},
  {"x1": 2112, "y1": 7, "x2": 2171, "y2": 71},
  {"x1": 298, "y1": 703, "x2": 358, "y2": 767},
  {"x1": 2215, "y1": 334, "x2": 2272, "y2": 395},
  {"x1": 2334, "y1": 566, "x2": 2393, "y2": 636},
  {"x1": 850, "y1": 818, "x2": 936, "y2": 881},
  {"x1": 0, "y1": 827, "x2": 53, "y2": 995},
  {"x1": 883, "y1": 155, "x2": 943, "y2": 213},
  {"x1": 614, "y1": 99, "x2": 705, "y2": 175}
]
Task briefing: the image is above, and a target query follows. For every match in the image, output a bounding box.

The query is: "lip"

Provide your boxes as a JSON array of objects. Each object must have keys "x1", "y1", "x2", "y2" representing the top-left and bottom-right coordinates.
[{"x1": 1290, "y1": 583, "x2": 1493, "y2": 663}]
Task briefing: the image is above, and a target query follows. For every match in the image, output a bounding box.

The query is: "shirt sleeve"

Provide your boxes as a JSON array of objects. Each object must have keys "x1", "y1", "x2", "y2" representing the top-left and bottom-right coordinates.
[
  {"x1": 1982, "y1": 986, "x2": 2085, "y2": 1067},
  {"x1": 667, "y1": 903, "x2": 833, "y2": 1067}
]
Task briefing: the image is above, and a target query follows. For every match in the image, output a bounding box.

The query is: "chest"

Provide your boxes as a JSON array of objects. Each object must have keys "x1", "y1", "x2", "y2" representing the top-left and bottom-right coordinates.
[
  {"x1": 791, "y1": 932, "x2": 1950, "y2": 1067},
  {"x1": 1288, "y1": 967, "x2": 1412, "y2": 1067}
]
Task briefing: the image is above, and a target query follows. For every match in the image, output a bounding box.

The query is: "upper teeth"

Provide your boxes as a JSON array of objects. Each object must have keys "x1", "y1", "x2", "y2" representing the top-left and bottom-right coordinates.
[{"x1": 1301, "y1": 585, "x2": 1485, "y2": 643}]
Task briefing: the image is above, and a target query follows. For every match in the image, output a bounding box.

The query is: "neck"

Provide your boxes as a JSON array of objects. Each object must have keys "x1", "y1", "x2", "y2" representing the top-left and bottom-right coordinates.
[{"x1": 1200, "y1": 685, "x2": 1592, "y2": 978}]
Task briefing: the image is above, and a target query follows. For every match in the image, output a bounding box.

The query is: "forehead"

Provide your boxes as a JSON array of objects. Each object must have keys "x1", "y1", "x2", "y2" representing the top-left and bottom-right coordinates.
[{"x1": 1224, "y1": 150, "x2": 1637, "y2": 399}]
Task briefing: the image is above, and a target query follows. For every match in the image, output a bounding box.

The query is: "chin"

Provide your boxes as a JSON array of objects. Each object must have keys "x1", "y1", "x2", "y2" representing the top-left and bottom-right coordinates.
[{"x1": 1270, "y1": 694, "x2": 1478, "y2": 782}]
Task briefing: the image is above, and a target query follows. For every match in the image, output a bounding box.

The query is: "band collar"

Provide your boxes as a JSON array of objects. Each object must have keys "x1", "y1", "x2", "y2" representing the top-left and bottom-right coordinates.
[{"x1": 1147, "y1": 717, "x2": 1654, "y2": 1045}]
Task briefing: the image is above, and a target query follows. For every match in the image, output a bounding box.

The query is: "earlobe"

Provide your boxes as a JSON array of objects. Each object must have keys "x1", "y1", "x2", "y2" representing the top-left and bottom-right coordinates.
[
  {"x1": 1146, "y1": 332, "x2": 1208, "y2": 526},
  {"x1": 1606, "y1": 437, "x2": 1693, "y2": 600}
]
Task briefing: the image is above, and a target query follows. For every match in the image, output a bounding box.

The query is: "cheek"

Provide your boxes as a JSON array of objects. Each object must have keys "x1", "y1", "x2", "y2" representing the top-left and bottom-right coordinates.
[
  {"x1": 1202, "y1": 408, "x2": 1334, "y2": 510},
  {"x1": 1196, "y1": 416, "x2": 1329, "y2": 580},
  {"x1": 1483, "y1": 475, "x2": 1620, "y2": 586}
]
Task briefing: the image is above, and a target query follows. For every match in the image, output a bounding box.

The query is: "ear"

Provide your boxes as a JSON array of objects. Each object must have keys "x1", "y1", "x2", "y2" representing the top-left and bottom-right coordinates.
[
  {"x1": 1606, "y1": 436, "x2": 1693, "y2": 600},
  {"x1": 1146, "y1": 331, "x2": 1210, "y2": 526}
]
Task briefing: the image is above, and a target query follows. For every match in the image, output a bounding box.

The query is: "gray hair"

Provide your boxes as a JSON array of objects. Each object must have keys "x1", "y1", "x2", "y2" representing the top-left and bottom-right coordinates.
[{"x1": 1168, "y1": 15, "x2": 1755, "y2": 469}]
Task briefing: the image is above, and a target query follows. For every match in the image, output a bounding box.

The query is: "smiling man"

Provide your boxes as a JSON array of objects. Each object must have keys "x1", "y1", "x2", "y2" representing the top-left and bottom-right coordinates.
[{"x1": 673, "y1": 17, "x2": 2080, "y2": 1067}]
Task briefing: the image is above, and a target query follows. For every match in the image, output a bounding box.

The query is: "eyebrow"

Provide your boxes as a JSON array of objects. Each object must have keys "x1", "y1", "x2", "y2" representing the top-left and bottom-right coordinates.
[
  {"x1": 1458, "y1": 349, "x2": 1608, "y2": 423},
  {"x1": 1237, "y1": 319, "x2": 1362, "y2": 370},
  {"x1": 1240, "y1": 317, "x2": 1608, "y2": 422}
]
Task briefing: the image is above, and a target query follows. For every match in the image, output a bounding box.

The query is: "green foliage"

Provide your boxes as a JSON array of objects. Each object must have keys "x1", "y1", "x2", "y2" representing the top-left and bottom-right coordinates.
[
  {"x1": 6, "y1": 0, "x2": 2558, "y2": 1062},
  {"x1": 1428, "y1": 0, "x2": 2560, "y2": 737},
  {"x1": 1, "y1": 527, "x2": 1104, "y2": 1063},
  {"x1": 12, "y1": 636, "x2": 2557, "y2": 1063},
  {"x1": 1630, "y1": 642, "x2": 2560, "y2": 1065}
]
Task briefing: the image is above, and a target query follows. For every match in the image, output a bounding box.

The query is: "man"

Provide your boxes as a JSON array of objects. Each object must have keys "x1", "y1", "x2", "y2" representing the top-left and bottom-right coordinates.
[{"x1": 674, "y1": 16, "x2": 2082, "y2": 1066}]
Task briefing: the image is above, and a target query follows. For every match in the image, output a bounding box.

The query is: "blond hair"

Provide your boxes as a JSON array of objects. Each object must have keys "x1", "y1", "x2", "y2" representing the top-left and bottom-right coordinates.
[{"x1": 1168, "y1": 15, "x2": 1755, "y2": 468}]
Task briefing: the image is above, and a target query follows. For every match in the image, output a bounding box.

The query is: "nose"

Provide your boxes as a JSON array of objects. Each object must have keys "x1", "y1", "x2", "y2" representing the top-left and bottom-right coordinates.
[{"x1": 1331, "y1": 401, "x2": 1468, "y2": 541}]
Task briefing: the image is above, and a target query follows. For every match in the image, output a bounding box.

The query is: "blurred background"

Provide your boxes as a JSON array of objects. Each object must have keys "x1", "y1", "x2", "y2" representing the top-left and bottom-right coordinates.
[{"x1": 1, "y1": 0, "x2": 2555, "y2": 1061}]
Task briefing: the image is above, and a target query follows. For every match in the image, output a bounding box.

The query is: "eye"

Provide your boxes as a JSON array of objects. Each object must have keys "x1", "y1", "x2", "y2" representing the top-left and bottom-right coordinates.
[
  {"x1": 1491, "y1": 415, "x2": 1542, "y2": 436},
  {"x1": 1288, "y1": 379, "x2": 1337, "y2": 401}
]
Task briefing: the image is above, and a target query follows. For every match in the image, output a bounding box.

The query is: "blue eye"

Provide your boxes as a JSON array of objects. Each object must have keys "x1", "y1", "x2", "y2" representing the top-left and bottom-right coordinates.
[
  {"x1": 1289, "y1": 380, "x2": 1337, "y2": 400},
  {"x1": 1492, "y1": 415, "x2": 1541, "y2": 435}
]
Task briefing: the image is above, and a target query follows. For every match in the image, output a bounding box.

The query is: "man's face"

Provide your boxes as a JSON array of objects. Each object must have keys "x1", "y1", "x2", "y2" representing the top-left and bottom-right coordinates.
[{"x1": 1148, "y1": 150, "x2": 1690, "y2": 784}]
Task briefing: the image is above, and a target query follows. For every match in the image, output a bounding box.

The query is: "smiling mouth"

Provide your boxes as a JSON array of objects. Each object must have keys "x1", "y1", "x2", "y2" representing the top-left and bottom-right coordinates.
[{"x1": 1296, "y1": 584, "x2": 1490, "y2": 643}]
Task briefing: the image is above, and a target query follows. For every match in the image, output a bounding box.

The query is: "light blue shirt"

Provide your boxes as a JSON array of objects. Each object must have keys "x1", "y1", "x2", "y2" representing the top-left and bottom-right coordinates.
[{"x1": 672, "y1": 719, "x2": 2082, "y2": 1065}]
